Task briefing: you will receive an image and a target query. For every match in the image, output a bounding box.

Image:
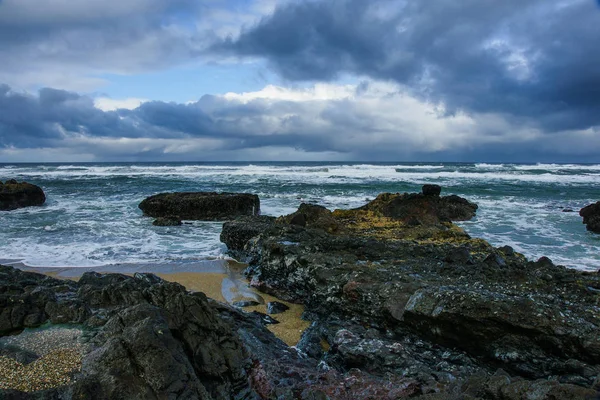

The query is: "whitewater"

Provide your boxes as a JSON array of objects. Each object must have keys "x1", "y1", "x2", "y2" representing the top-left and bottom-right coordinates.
[{"x1": 0, "y1": 162, "x2": 598, "y2": 271}]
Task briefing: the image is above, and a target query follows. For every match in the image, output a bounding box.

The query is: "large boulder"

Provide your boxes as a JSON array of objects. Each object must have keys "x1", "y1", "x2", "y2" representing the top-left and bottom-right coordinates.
[
  {"x1": 139, "y1": 192, "x2": 260, "y2": 221},
  {"x1": 0, "y1": 180, "x2": 46, "y2": 211},
  {"x1": 580, "y1": 201, "x2": 600, "y2": 233},
  {"x1": 361, "y1": 191, "x2": 478, "y2": 225}
]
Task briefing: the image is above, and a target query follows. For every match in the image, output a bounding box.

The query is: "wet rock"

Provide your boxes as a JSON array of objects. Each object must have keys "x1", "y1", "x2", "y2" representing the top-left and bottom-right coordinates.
[
  {"x1": 233, "y1": 300, "x2": 261, "y2": 307},
  {"x1": 580, "y1": 201, "x2": 600, "y2": 233},
  {"x1": 220, "y1": 215, "x2": 276, "y2": 254},
  {"x1": 1, "y1": 266, "x2": 255, "y2": 399},
  {"x1": 152, "y1": 216, "x2": 182, "y2": 226},
  {"x1": 0, "y1": 265, "x2": 85, "y2": 335},
  {"x1": 222, "y1": 194, "x2": 600, "y2": 391},
  {"x1": 422, "y1": 184, "x2": 442, "y2": 196},
  {"x1": 139, "y1": 192, "x2": 260, "y2": 220},
  {"x1": 266, "y1": 301, "x2": 289, "y2": 314},
  {"x1": 278, "y1": 203, "x2": 342, "y2": 233},
  {"x1": 360, "y1": 191, "x2": 478, "y2": 224},
  {"x1": 0, "y1": 180, "x2": 46, "y2": 211},
  {"x1": 444, "y1": 246, "x2": 473, "y2": 264}
]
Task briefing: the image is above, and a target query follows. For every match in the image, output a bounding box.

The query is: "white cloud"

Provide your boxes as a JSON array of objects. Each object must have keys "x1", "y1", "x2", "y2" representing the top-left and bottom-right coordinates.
[
  {"x1": 223, "y1": 83, "x2": 356, "y2": 103},
  {"x1": 94, "y1": 97, "x2": 149, "y2": 111}
]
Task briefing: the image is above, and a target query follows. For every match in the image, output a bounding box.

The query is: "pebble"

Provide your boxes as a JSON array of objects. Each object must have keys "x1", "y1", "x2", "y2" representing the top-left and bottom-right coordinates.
[
  {"x1": 0, "y1": 327, "x2": 85, "y2": 392},
  {"x1": 0, "y1": 348, "x2": 82, "y2": 392}
]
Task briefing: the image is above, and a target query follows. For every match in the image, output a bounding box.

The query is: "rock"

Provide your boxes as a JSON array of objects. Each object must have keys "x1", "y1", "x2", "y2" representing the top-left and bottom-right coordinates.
[
  {"x1": 221, "y1": 195, "x2": 600, "y2": 390},
  {"x1": 580, "y1": 201, "x2": 600, "y2": 233},
  {"x1": 444, "y1": 246, "x2": 473, "y2": 264},
  {"x1": 139, "y1": 192, "x2": 260, "y2": 221},
  {"x1": 0, "y1": 180, "x2": 46, "y2": 211},
  {"x1": 278, "y1": 203, "x2": 342, "y2": 233},
  {"x1": 0, "y1": 266, "x2": 255, "y2": 399},
  {"x1": 220, "y1": 215, "x2": 276, "y2": 254},
  {"x1": 422, "y1": 184, "x2": 442, "y2": 196},
  {"x1": 233, "y1": 300, "x2": 261, "y2": 307},
  {"x1": 152, "y1": 216, "x2": 182, "y2": 226},
  {"x1": 266, "y1": 301, "x2": 289, "y2": 314},
  {"x1": 360, "y1": 191, "x2": 477, "y2": 225}
]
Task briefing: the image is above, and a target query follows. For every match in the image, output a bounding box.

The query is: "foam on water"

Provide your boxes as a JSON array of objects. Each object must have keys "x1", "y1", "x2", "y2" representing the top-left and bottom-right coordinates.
[{"x1": 1, "y1": 162, "x2": 599, "y2": 270}]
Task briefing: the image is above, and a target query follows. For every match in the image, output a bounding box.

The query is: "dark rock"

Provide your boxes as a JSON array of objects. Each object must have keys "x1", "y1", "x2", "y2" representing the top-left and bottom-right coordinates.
[
  {"x1": 278, "y1": 203, "x2": 342, "y2": 233},
  {"x1": 0, "y1": 265, "x2": 86, "y2": 335},
  {"x1": 222, "y1": 197, "x2": 600, "y2": 390},
  {"x1": 232, "y1": 300, "x2": 260, "y2": 307},
  {"x1": 444, "y1": 246, "x2": 472, "y2": 264},
  {"x1": 0, "y1": 180, "x2": 46, "y2": 211},
  {"x1": 361, "y1": 191, "x2": 477, "y2": 224},
  {"x1": 563, "y1": 208, "x2": 574, "y2": 212},
  {"x1": 249, "y1": 311, "x2": 279, "y2": 325},
  {"x1": 422, "y1": 184, "x2": 442, "y2": 196},
  {"x1": 289, "y1": 213, "x2": 307, "y2": 227},
  {"x1": 580, "y1": 201, "x2": 600, "y2": 233},
  {"x1": 139, "y1": 192, "x2": 259, "y2": 220},
  {"x1": 266, "y1": 301, "x2": 289, "y2": 314},
  {"x1": 220, "y1": 215, "x2": 276, "y2": 254},
  {"x1": 152, "y1": 216, "x2": 182, "y2": 226},
  {"x1": 0, "y1": 266, "x2": 255, "y2": 399}
]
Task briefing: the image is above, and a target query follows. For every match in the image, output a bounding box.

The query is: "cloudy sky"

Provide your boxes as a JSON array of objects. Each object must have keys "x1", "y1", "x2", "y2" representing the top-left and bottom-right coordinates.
[{"x1": 0, "y1": 0, "x2": 599, "y2": 162}]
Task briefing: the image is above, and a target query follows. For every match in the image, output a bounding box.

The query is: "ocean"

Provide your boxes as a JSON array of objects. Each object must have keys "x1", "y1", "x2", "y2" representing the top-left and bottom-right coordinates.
[{"x1": 0, "y1": 162, "x2": 599, "y2": 271}]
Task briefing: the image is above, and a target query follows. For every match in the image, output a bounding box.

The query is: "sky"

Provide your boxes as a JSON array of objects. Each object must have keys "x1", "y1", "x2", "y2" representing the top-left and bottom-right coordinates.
[{"x1": 0, "y1": 0, "x2": 599, "y2": 163}]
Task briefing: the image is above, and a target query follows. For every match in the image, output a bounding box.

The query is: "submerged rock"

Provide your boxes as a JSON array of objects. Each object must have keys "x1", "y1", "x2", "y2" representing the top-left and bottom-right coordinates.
[
  {"x1": 580, "y1": 201, "x2": 600, "y2": 233},
  {"x1": 139, "y1": 192, "x2": 259, "y2": 221},
  {"x1": 0, "y1": 180, "x2": 46, "y2": 211}
]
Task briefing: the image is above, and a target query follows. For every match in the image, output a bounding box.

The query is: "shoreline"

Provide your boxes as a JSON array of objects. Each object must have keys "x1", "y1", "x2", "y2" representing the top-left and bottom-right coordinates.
[{"x1": 10, "y1": 260, "x2": 310, "y2": 347}]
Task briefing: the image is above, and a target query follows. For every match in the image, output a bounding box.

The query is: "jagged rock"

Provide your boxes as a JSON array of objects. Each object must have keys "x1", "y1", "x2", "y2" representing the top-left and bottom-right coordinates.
[
  {"x1": 266, "y1": 301, "x2": 289, "y2": 314},
  {"x1": 233, "y1": 300, "x2": 261, "y2": 308},
  {"x1": 220, "y1": 215, "x2": 276, "y2": 253},
  {"x1": 277, "y1": 203, "x2": 342, "y2": 233},
  {"x1": 0, "y1": 265, "x2": 87, "y2": 335},
  {"x1": 580, "y1": 201, "x2": 600, "y2": 233},
  {"x1": 0, "y1": 180, "x2": 46, "y2": 211},
  {"x1": 0, "y1": 266, "x2": 253, "y2": 399},
  {"x1": 152, "y1": 216, "x2": 182, "y2": 226},
  {"x1": 361, "y1": 192, "x2": 478, "y2": 224},
  {"x1": 221, "y1": 194, "x2": 600, "y2": 391},
  {"x1": 139, "y1": 192, "x2": 260, "y2": 220}
]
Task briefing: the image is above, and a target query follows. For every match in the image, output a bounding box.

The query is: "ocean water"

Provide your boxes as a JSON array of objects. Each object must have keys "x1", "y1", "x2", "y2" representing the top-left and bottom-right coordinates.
[{"x1": 0, "y1": 162, "x2": 599, "y2": 271}]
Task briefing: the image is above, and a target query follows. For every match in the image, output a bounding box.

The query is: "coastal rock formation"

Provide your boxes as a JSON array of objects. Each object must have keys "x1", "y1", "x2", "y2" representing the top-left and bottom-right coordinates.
[
  {"x1": 139, "y1": 192, "x2": 259, "y2": 220},
  {"x1": 3, "y1": 187, "x2": 600, "y2": 399},
  {"x1": 0, "y1": 266, "x2": 255, "y2": 399},
  {"x1": 359, "y1": 191, "x2": 478, "y2": 224},
  {"x1": 580, "y1": 201, "x2": 600, "y2": 233},
  {"x1": 221, "y1": 189, "x2": 600, "y2": 397},
  {"x1": 0, "y1": 180, "x2": 46, "y2": 211}
]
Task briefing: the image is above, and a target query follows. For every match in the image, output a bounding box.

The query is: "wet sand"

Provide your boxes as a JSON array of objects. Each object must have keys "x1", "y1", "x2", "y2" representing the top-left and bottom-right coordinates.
[{"x1": 10, "y1": 259, "x2": 310, "y2": 346}]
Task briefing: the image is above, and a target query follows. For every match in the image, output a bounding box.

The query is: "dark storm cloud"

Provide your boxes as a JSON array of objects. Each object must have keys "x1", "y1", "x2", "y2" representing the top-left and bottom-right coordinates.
[
  {"x1": 0, "y1": 85, "x2": 335, "y2": 152},
  {"x1": 0, "y1": 0, "x2": 216, "y2": 89},
  {"x1": 2, "y1": 83, "x2": 600, "y2": 162},
  {"x1": 220, "y1": 0, "x2": 600, "y2": 132}
]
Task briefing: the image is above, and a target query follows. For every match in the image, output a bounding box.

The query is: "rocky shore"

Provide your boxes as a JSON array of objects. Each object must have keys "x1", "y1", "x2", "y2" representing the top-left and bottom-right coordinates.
[{"x1": 1, "y1": 187, "x2": 599, "y2": 399}]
